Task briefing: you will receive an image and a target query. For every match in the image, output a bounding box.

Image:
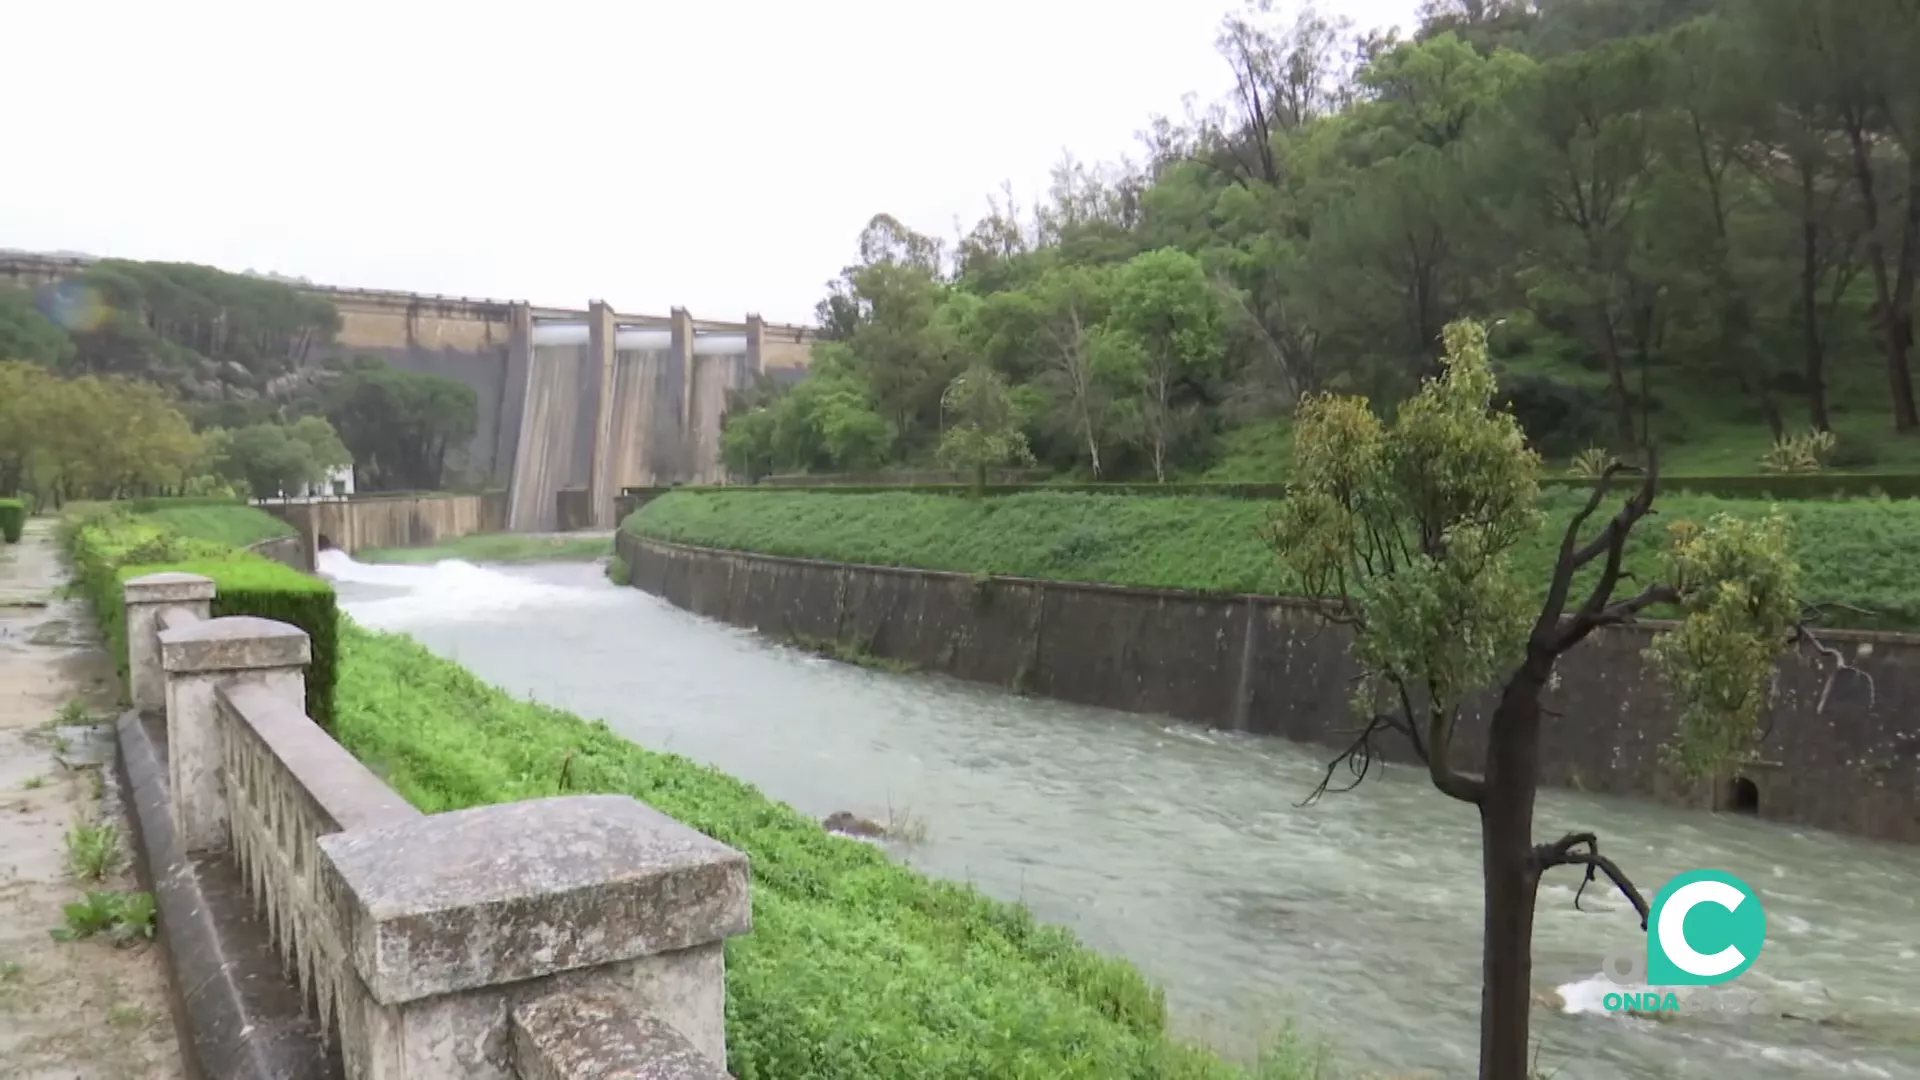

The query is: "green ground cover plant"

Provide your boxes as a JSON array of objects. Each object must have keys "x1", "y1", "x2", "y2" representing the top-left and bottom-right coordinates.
[
  {"x1": 134, "y1": 502, "x2": 294, "y2": 548},
  {"x1": 626, "y1": 489, "x2": 1920, "y2": 632},
  {"x1": 332, "y1": 624, "x2": 1324, "y2": 1079},
  {"x1": 65, "y1": 503, "x2": 1321, "y2": 1079}
]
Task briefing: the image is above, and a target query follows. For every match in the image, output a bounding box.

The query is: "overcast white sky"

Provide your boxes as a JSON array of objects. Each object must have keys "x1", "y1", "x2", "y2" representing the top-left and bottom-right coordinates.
[{"x1": 3, "y1": 0, "x2": 1418, "y2": 325}]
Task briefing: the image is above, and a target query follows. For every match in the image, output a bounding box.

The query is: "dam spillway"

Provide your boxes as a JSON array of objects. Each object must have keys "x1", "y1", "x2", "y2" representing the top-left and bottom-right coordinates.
[{"x1": 505, "y1": 306, "x2": 758, "y2": 532}]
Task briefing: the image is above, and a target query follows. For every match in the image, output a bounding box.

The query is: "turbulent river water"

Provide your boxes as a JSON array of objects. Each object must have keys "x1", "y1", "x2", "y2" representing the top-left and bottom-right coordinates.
[{"x1": 321, "y1": 551, "x2": 1920, "y2": 1079}]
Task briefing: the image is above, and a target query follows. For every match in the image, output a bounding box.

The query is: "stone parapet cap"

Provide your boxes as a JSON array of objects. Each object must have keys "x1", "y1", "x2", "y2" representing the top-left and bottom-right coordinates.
[
  {"x1": 317, "y1": 794, "x2": 752, "y2": 1006},
  {"x1": 124, "y1": 572, "x2": 217, "y2": 605},
  {"x1": 513, "y1": 991, "x2": 732, "y2": 1080},
  {"x1": 218, "y1": 683, "x2": 423, "y2": 834},
  {"x1": 161, "y1": 616, "x2": 311, "y2": 674}
]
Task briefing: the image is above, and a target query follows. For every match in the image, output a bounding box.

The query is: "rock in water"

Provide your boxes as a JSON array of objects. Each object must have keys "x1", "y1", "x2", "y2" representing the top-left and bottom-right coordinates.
[{"x1": 824, "y1": 811, "x2": 887, "y2": 838}]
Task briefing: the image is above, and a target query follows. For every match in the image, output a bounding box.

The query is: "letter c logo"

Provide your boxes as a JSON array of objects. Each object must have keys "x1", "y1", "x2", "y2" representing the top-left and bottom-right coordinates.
[
  {"x1": 1657, "y1": 880, "x2": 1747, "y2": 978},
  {"x1": 1646, "y1": 870, "x2": 1767, "y2": 987}
]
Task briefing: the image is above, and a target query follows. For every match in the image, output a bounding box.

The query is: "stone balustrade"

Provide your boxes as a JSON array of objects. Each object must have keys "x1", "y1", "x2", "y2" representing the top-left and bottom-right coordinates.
[{"x1": 123, "y1": 572, "x2": 751, "y2": 1079}]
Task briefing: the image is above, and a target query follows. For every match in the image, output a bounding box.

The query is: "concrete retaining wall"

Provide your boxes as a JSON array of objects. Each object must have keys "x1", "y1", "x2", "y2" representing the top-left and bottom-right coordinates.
[
  {"x1": 264, "y1": 493, "x2": 507, "y2": 560},
  {"x1": 246, "y1": 534, "x2": 311, "y2": 572},
  {"x1": 617, "y1": 532, "x2": 1920, "y2": 844}
]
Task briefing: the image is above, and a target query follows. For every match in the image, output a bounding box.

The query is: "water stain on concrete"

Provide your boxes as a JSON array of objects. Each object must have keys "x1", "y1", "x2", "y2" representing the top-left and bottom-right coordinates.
[{"x1": 0, "y1": 519, "x2": 182, "y2": 1080}]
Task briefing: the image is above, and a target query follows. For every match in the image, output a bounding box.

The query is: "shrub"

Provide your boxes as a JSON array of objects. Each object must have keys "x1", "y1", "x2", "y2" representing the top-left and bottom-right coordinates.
[
  {"x1": 1759, "y1": 428, "x2": 1837, "y2": 474},
  {"x1": 1495, "y1": 372, "x2": 1607, "y2": 459},
  {"x1": 118, "y1": 557, "x2": 338, "y2": 729},
  {"x1": 0, "y1": 498, "x2": 24, "y2": 544}
]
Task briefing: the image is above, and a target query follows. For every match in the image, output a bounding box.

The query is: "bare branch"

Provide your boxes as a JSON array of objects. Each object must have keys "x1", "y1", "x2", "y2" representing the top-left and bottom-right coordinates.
[
  {"x1": 1534, "y1": 462, "x2": 1639, "y2": 640},
  {"x1": 1546, "y1": 453, "x2": 1665, "y2": 654},
  {"x1": 1295, "y1": 713, "x2": 1395, "y2": 808},
  {"x1": 1793, "y1": 624, "x2": 1878, "y2": 714},
  {"x1": 1534, "y1": 832, "x2": 1650, "y2": 931}
]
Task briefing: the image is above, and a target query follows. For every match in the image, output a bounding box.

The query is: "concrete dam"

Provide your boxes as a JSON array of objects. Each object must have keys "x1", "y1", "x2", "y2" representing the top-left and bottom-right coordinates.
[{"x1": 0, "y1": 252, "x2": 818, "y2": 532}]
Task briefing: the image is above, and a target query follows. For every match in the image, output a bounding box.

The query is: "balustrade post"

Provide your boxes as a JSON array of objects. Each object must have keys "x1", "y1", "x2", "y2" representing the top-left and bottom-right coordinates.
[
  {"x1": 123, "y1": 572, "x2": 215, "y2": 715},
  {"x1": 159, "y1": 616, "x2": 309, "y2": 852}
]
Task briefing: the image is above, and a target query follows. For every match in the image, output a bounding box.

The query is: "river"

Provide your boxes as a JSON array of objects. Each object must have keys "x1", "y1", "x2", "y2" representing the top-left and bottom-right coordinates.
[{"x1": 322, "y1": 552, "x2": 1920, "y2": 1079}]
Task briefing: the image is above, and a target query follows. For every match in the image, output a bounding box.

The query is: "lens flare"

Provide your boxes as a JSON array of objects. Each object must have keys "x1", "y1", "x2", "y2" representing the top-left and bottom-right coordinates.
[{"x1": 40, "y1": 281, "x2": 109, "y2": 333}]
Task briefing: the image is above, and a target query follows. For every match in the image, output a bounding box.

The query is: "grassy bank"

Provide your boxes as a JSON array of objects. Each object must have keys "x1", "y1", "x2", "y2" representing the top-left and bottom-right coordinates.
[
  {"x1": 67, "y1": 499, "x2": 1319, "y2": 1079},
  {"x1": 128, "y1": 500, "x2": 294, "y2": 548},
  {"x1": 355, "y1": 531, "x2": 612, "y2": 565},
  {"x1": 625, "y1": 488, "x2": 1920, "y2": 632}
]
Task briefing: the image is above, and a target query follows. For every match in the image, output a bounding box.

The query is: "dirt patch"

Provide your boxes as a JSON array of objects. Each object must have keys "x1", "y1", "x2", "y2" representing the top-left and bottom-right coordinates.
[{"x1": 0, "y1": 520, "x2": 182, "y2": 1080}]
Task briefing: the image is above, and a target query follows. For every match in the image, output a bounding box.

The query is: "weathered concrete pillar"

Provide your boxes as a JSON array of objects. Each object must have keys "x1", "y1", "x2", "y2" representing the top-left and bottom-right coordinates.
[
  {"x1": 586, "y1": 300, "x2": 619, "y2": 529},
  {"x1": 670, "y1": 307, "x2": 695, "y2": 481},
  {"x1": 317, "y1": 794, "x2": 751, "y2": 1078},
  {"x1": 159, "y1": 616, "x2": 310, "y2": 853},
  {"x1": 514, "y1": 990, "x2": 732, "y2": 1080},
  {"x1": 745, "y1": 313, "x2": 765, "y2": 375},
  {"x1": 499, "y1": 301, "x2": 535, "y2": 501},
  {"x1": 124, "y1": 572, "x2": 215, "y2": 715}
]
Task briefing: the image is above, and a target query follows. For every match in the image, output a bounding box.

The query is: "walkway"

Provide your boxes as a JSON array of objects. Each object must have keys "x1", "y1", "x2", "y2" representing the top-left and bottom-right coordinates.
[{"x1": 0, "y1": 519, "x2": 181, "y2": 1079}]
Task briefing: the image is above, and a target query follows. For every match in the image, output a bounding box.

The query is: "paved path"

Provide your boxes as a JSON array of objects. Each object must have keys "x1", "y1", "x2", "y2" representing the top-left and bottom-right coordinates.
[{"x1": 0, "y1": 519, "x2": 182, "y2": 1079}]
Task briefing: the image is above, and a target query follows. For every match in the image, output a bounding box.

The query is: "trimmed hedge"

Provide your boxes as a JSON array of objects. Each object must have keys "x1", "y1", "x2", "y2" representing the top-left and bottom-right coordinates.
[
  {"x1": 65, "y1": 508, "x2": 338, "y2": 728},
  {"x1": 0, "y1": 498, "x2": 23, "y2": 544},
  {"x1": 666, "y1": 472, "x2": 1920, "y2": 503}
]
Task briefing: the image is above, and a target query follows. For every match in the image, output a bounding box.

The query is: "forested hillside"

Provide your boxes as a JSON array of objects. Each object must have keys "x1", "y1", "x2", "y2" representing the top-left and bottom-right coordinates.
[
  {"x1": 723, "y1": 0, "x2": 1920, "y2": 482},
  {"x1": 0, "y1": 259, "x2": 480, "y2": 502}
]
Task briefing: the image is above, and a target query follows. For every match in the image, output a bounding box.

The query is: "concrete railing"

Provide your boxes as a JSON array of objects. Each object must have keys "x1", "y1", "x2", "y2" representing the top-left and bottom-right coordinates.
[{"x1": 124, "y1": 572, "x2": 749, "y2": 1079}]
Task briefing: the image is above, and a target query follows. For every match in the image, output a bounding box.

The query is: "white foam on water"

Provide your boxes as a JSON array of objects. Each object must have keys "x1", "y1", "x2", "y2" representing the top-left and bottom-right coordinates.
[
  {"x1": 1556, "y1": 973, "x2": 1629, "y2": 1015},
  {"x1": 317, "y1": 548, "x2": 618, "y2": 628}
]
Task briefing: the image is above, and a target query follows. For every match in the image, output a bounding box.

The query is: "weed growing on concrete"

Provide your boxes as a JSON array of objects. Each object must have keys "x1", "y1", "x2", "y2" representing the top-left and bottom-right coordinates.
[
  {"x1": 55, "y1": 700, "x2": 89, "y2": 726},
  {"x1": 783, "y1": 633, "x2": 915, "y2": 674},
  {"x1": 64, "y1": 822, "x2": 123, "y2": 882},
  {"x1": 51, "y1": 891, "x2": 155, "y2": 945},
  {"x1": 0, "y1": 960, "x2": 21, "y2": 981},
  {"x1": 604, "y1": 555, "x2": 631, "y2": 586},
  {"x1": 22, "y1": 774, "x2": 45, "y2": 790},
  {"x1": 107, "y1": 1003, "x2": 150, "y2": 1028}
]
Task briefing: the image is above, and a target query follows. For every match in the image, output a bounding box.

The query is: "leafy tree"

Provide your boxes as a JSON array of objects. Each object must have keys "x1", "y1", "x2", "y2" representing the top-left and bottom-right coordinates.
[
  {"x1": 207, "y1": 417, "x2": 352, "y2": 498},
  {"x1": 1265, "y1": 320, "x2": 1806, "y2": 1079},
  {"x1": 935, "y1": 363, "x2": 1035, "y2": 494},
  {"x1": 1108, "y1": 249, "x2": 1227, "y2": 480},
  {"x1": 0, "y1": 361, "x2": 202, "y2": 504},
  {"x1": 322, "y1": 358, "x2": 476, "y2": 491},
  {"x1": 720, "y1": 405, "x2": 779, "y2": 482}
]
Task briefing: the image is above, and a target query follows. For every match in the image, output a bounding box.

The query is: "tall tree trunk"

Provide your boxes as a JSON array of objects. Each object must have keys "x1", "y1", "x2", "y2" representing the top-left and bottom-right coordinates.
[
  {"x1": 1596, "y1": 308, "x2": 1636, "y2": 447},
  {"x1": 1892, "y1": 163, "x2": 1920, "y2": 396},
  {"x1": 1080, "y1": 403, "x2": 1102, "y2": 479},
  {"x1": 1797, "y1": 164, "x2": 1827, "y2": 428},
  {"x1": 1845, "y1": 123, "x2": 1920, "y2": 432},
  {"x1": 1479, "y1": 675, "x2": 1545, "y2": 1080}
]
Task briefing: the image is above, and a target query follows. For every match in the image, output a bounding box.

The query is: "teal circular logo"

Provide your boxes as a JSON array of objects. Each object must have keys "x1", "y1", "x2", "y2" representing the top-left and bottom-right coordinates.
[{"x1": 1646, "y1": 869, "x2": 1767, "y2": 986}]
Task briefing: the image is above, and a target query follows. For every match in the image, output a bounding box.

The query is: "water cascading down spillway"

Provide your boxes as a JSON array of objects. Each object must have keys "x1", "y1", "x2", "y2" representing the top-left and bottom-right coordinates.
[{"x1": 510, "y1": 316, "x2": 753, "y2": 531}]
